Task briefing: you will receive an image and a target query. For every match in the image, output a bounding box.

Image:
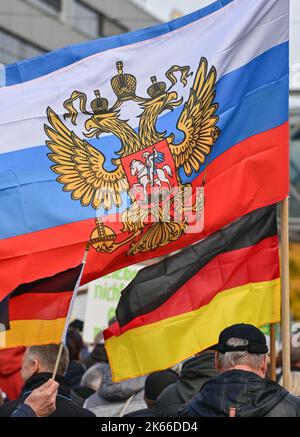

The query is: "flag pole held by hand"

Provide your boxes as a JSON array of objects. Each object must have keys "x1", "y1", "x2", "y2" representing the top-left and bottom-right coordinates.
[
  {"x1": 52, "y1": 243, "x2": 90, "y2": 380},
  {"x1": 52, "y1": 342, "x2": 64, "y2": 380}
]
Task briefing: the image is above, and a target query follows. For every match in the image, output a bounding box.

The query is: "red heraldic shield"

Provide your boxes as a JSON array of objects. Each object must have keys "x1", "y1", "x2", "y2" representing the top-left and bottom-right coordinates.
[{"x1": 121, "y1": 140, "x2": 178, "y2": 208}]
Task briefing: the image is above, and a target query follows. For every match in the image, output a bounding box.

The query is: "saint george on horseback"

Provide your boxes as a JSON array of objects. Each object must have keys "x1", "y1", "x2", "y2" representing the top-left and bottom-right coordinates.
[
  {"x1": 130, "y1": 147, "x2": 173, "y2": 201},
  {"x1": 142, "y1": 147, "x2": 165, "y2": 187}
]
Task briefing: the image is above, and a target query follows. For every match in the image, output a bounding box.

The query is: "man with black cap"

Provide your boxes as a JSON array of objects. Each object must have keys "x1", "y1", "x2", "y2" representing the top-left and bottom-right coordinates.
[{"x1": 181, "y1": 324, "x2": 300, "y2": 417}]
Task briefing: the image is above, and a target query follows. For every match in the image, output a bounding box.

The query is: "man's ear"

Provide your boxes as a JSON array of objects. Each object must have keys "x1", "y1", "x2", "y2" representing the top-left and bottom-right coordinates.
[
  {"x1": 32, "y1": 359, "x2": 40, "y2": 374},
  {"x1": 261, "y1": 354, "x2": 268, "y2": 377}
]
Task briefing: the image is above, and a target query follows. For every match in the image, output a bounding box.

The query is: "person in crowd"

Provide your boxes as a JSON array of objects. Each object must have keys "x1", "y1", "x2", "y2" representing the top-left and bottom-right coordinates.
[
  {"x1": 69, "y1": 319, "x2": 84, "y2": 333},
  {"x1": 82, "y1": 318, "x2": 118, "y2": 370},
  {"x1": 291, "y1": 344, "x2": 300, "y2": 372},
  {"x1": 81, "y1": 331, "x2": 108, "y2": 370},
  {"x1": 11, "y1": 379, "x2": 59, "y2": 417},
  {"x1": 69, "y1": 319, "x2": 90, "y2": 361},
  {"x1": 0, "y1": 347, "x2": 26, "y2": 400},
  {"x1": 0, "y1": 344, "x2": 95, "y2": 417},
  {"x1": 126, "y1": 369, "x2": 179, "y2": 417},
  {"x1": 279, "y1": 372, "x2": 300, "y2": 397},
  {"x1": 156, "y1": 348, "x2": 217, "y2": 416},
  {"x1": 65, "y1": 328, "x2": 86, "y2": 389},
  {"x1": 277, "y1": 343, "x2": 300, "y2": 381},
  {"x1": 181, "y1": 324, "x2": 300, "y2": 417},
  {"x1": 71, "y1": 363, "x2": 105, "y2": 407},
  {"x1": 84, "y1": 361, "x2": 146, "y2": 417}
]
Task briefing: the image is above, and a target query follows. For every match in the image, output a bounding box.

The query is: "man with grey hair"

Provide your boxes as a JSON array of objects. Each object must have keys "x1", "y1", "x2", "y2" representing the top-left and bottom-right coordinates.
[
  {"x1": 181, "y1": 324, "x2": 300, "y2": 417},
  {"x1": 0, "y1": 344, "x2": 95, "y2": 417}
]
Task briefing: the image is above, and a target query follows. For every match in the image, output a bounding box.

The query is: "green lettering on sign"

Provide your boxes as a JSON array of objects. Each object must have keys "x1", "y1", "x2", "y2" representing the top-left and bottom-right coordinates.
[{"x1": 93, "y1": 283, "x2": 126, "y2": 302}]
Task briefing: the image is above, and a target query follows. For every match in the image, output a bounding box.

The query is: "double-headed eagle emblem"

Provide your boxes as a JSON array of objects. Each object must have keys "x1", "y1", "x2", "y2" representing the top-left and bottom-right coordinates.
[{"x1": 44, "y1": 58, "x2": 220, "y2": 255}]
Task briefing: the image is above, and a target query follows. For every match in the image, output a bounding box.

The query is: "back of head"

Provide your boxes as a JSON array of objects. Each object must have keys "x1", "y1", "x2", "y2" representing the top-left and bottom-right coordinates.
[
  {"x1": 69, "y1": 319, "x2": 84, "y2": 333},
  {"x1": 66, "y1": 328, "x2": 84, "y2": 361},
  {"x1": 23, "y1": 344, "x2": 69, "y2": 381},
  {"x1": 216, "y1": 338, "x2": 266, "y2": 373},
  {"x1": 215, "y1": 324, "x2": 269, "y2": 376},
  {"x1": 144, "y1": 369, "x2": 179, "y2": 408}
]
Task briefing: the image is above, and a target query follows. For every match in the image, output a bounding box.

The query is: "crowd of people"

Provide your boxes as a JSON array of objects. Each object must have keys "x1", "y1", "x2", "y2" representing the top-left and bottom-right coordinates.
[{"x1": 0, "y1": 322, "x2": 300, "y2": 417}]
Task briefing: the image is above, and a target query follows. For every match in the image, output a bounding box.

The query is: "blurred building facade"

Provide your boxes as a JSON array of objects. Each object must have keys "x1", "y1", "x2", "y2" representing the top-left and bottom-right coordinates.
[{"x1": 0, "y1": 0, "x2": 160, "y2": 64}]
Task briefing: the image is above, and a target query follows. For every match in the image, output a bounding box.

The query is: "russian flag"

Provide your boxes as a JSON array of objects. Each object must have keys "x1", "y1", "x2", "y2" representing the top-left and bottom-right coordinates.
[{"x1": 0, "y1": 0, "x2": 289, "y2": 299}]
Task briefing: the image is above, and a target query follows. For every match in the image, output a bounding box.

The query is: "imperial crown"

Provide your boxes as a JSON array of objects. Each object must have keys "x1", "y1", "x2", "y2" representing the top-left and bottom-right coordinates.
[
  {"x1": 147, "y1": 76, "x2": 167, "y2": 98},
  {"x1": 91, "y1": 90, "x2": 109, "y2": 114},
  {"x1": 111, "y1": 61, "x2": 137, "y2": 101}
]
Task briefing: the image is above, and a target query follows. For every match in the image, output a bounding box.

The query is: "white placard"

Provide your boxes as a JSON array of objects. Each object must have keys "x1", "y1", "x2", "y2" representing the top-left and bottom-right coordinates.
[{"x1": 83, "y1": 265, "x2": 141, "y2": 343}]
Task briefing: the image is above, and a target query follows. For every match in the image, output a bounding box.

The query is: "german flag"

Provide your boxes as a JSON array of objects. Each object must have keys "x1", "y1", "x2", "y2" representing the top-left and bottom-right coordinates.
[
  {"x1": 104, "y1": 205, "x2": 280, "y2": 382},
  {"x1": 0, "y1": 265, "x2": 82, "y2": 349}
]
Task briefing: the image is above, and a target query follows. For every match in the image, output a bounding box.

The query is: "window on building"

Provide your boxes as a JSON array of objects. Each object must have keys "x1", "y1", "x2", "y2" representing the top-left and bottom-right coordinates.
[
  {"x1": 39, "y1": 0, "x2": 62, "y2": 11},
  {"x1": 73, "y1": 1, "x2": 103, "y2": 38},
  {"x1": 26, "y1": 0, "x2": 62, "y2": 15},
  {"x1": 102, "y1": 17, "x2": 129, "y2": 36},
  {"x1": 72, "y1": 1, "x2": 129, "y2": 38},
  {"x1": 0, "y1": 29, "x2": 44, "y2": 65}
]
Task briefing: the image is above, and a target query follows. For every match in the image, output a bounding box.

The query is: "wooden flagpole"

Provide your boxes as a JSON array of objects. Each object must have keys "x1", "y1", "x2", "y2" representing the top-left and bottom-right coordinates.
[
  {"x1": 280, "y1": 197, "x2": 291, "y2": 390},
  {"x1": 269, "y1": 323, "x2": 276, "y2": 381},
  {"x1": 52, "y1": 243, "x2": 90, "y2": 380},
  {"x1": 51, "y1": 342, "x2": 64, "y2": 380}
]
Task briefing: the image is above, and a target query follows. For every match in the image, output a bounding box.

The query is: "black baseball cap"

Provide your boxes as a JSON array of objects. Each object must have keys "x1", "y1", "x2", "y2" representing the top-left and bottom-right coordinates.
[
  {"x1": 215, "y1": 323, "x2": 268, "y2": 354},
  {"x1": 145, "y1": 369, "x2": 179, "y2": 401}
]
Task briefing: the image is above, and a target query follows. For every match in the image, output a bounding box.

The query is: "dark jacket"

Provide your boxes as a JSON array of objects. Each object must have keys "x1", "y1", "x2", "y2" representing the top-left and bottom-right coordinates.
[
  {"x1": 11, "y1": 404, "x2": 36, "y2": 417},
  {"x1": 156, "y1": 352, "x2": 217, "y2": 417},
  {"x1": 181, "y1": 369, "x2": 300, "y2": 417},
  {"x1": 70, "y1": 386, "x2": 95, "y2": 407},
  {"x1": 65, "y1": 360, "x2": 86, "y2": 390},
  {"x1": 0, "y1": 372, "x2": 95, "y2": 417}
]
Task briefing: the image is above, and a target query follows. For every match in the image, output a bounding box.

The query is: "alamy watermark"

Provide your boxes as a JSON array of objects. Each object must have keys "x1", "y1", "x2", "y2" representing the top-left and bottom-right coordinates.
[{"x1": 94, "y1": 184, "x2": 205, "y2": 234}]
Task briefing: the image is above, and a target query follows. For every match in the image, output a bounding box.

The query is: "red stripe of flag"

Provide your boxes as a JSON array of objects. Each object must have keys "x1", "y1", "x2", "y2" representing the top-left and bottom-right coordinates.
[
  {"x1": 0, "y1": 122, "x2": 288, "y2": 299},
  {"x1": 8, "y1": 291, "x2": 73, "y2": 321}
]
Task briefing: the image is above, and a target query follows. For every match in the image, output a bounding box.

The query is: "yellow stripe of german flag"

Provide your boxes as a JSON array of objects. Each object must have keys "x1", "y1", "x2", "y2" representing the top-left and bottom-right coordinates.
[
  {"x1": 0, "y1": 318, "x2": 66, "y2": 349},
  {"x1": 106, "y1": 278, "x2": 280, "y2": 382}
]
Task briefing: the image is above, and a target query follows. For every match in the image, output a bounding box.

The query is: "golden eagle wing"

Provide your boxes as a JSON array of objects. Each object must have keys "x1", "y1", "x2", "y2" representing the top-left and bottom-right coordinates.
[
  {"x1": 45, "y1": 107, "x2": 129, "y2": 210},
  {"x1": 169, "y1": 58, "x2": 220, "y2": 176}
]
